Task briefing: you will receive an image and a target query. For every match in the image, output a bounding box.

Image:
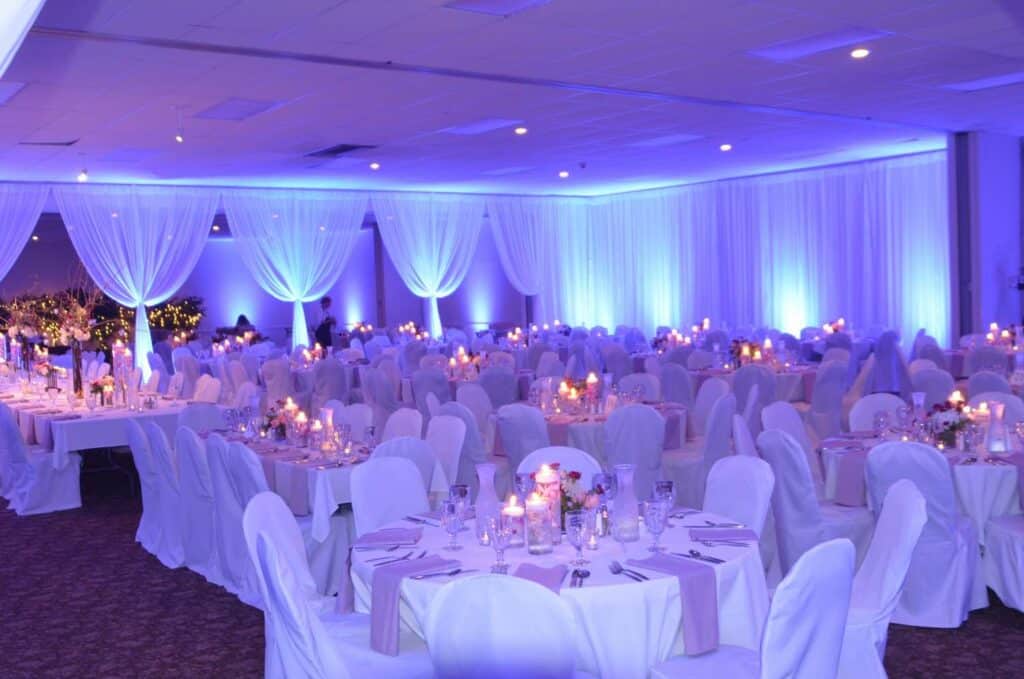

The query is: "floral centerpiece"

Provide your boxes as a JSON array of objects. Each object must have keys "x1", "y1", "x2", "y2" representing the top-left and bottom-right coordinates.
[
  {"x1": 729, "y1": 338, "x2": 762, "y2": 366},
  {"x1": 929, "y1": 401, "x2": 969, "y2": 448},
  {"x1": 262, "y1": 398, "x2": 301, "y2": 439},
  {"x1": 557, "y1": 466, "x2": 601, "y2": 515},
  {"x1": 822, "y1": 317, "x2": 847, "y2": 334}
]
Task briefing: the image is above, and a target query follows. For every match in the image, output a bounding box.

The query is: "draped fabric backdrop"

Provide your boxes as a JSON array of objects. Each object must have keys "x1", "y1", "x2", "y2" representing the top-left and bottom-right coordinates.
[
  {"x1": 539, "y1": 151, "x2": 951, "y2": 345},
  {"x1": 222, "y1": 189, "x2": 368, "y2": 350},
  {"x1": 0, "y1": 0, "x2": 45, "y2": 78},
  {"x1": 54, "y1": 185, "x2": 219, "y2": 378},
  {"x1": 373, "y1": 192, "x2": 484, "y2": 338},
  {"x1": 0, "y1": 183, "x2": 48, "y2": 282},
  {"x1": 487, "y1": 196, "x2": 589, "y2": 321}
]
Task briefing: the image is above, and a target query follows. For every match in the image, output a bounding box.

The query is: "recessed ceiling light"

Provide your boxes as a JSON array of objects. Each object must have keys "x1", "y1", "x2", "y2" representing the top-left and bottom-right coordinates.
[
  {"x1": 514, "y1": 127, "x2": 528, "y2": 135},
  {"x1": 369, "y1": 162, "x2": 381, "y2": 171},
  {"x1": 31, "y1": 235, "x2": 38, "y2": 241},
  {"x1": 76, "y1": 169, "x2": 88, "y2": 182},
  {"x1": 558, "y1": 170, "x2": 569, "y2": 178},
  {"x1": 211, "y1": 225, "x2": 220, "y2": 232},
  {"x1": 850, "y1": 47, "x2": 870, "y2": 59},
  {"x1": 318, "y1": 225, "x2": 326, "y2": 231},
  {"x1": 174, "y1": 133, "x2": 184, "y2": 144},
  {"x1": 719, "y1": 143, "x2": 733, "y2": 152}
]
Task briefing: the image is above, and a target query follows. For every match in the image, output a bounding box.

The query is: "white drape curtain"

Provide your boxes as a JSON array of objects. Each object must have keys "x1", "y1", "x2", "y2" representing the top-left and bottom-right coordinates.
[
  {"x1": 0, "y1": 1, "x2": 45, "y2": 78},
  {"x1": 487, "y1": 196, "x2": 587, "y2": 320},
  {"x1": 54, "y1": 185, "x2": 219, "y2": 378},
  {"x1": 539, "y1": 151, "x2": 951, "y2": 345},
  {"x1": 373, "y1": 192, "x2": 484, "y2": 338},
  {"x1": 222, "y1": 188, "x2": 368, "y2": 350},
  {"x1": 0, "y1": 183, "x2": 48, "y2": 282}
]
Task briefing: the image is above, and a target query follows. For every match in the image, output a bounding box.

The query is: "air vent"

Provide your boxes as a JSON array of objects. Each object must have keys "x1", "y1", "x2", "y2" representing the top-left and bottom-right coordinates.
[
  {"x1": 440, "y1": 118, "x2": 523, "y2": 135},
  {"x1": 444, "y1": 0, "x2": 551, "y2": 16},
  {"x1": 306, "y1": 143, "x2": 377, "y2": 159},
  {"x1": 629, "y1": 133, "x2": 703, "y2": 148},
  {"x1": 749, "y1": 28, "x2": 889, "y2": 61},
  {"x1": 19, "y1": 139, "x2": 78, "y2": 147},
  {"x1": 482, "y1": 165, "x2": 534, "y2": 176},
  {"x1": 194, "y1": 97, "x2": 286, "y2": 121}
]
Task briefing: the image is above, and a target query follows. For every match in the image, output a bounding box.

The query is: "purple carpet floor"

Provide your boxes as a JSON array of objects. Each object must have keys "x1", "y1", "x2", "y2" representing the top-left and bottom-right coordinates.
[{"x1": 1, "y1": 465, "x2": 1022, "y2": 678}]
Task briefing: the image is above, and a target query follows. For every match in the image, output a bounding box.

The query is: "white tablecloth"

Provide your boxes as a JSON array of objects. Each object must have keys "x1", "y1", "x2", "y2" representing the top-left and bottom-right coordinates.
[
  {"x1": 350, "y1": 509, "x2": 768, "y2": 677},
  {"x1": 690, "y1": 368, "x2": 814, "y2": 403}
]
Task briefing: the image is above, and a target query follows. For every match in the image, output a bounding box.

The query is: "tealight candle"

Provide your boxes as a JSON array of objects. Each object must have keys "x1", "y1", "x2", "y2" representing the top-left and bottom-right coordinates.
[
  {"x1": 702, "y1": 317, "x2": 710, "y2": 330},
  {"x1": 949, "y1": 389, "x2": 965, "y2": 406},
  {"x1": 502, "y1": 495, "x2": 525, "y2": 547},
  {"x1": 558, "y1": 380, "x2": 570, "y2": 397},
  {"x1": 991, "y1": 322, "x2": 999, "y2": 333}
]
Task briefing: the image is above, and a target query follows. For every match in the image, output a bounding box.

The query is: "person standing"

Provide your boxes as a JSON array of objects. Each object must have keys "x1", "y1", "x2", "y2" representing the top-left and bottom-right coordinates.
[{"x1": 314, "y1": 296, "x2": 336, "y2": 348}]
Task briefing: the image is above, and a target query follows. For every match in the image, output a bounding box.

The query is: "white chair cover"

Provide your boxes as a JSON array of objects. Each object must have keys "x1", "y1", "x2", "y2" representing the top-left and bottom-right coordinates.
[
  {"x1": 741, "y1": 384, "x2": 760, "y2": 437},
  {"x1": 918, "y1": 342, "x2": 948, "y2": 371},
  {"x1": 177, "y1": 354, "x2": 201, "y2": 399},
  {"x1": 495, "y1": 403, "x2": 552, "y2": 474},
  {"x1": 733, "y1": 365, "x2": 776, "y2": 417},
  {"x1": 618, "y1": 373, "x2": 660, "y2": 402},
  {"x1": 967, "y1": 391, "x2": 1024, "y2": 424},
  {"x1": 425, "y1": 575, "x2": 580, "y2": 679},
  {"x1": 868, "y1": 331, "x2": 912, "y2": 397},
  {"x1": 382, "y1": 408, "x2": 423, "y2": 442},
  {"x1": 125, "y1": 419, "x2": 161, "y2": 553},
  {"x1": 143, "y1": 421, "x2": 185, "y2": 569},
  {"x1": 234, "y1": 381, "x2": 263, "y2": 411},
  {"x1": 425, "y1": 392, "x2": 442, "y2": 417},
  {"x1": 226, "y1": 441, "x2": 272, "y2": 605},
  {"x1": 907, "y1": 358, "x2": 937, "y2": 375},
  {"x1": 178, "y1": 402, "x2": 225, "y2": 434},
  {"x1": 488, "y1": 351, "x2": 516, "y2": 371},
  {"x1": 419, "y1": 354, "x2": 448, "y2": 371},
  {"x1": 604, "y1": 404, "x2": 665, "y2": 501},
  {"x1": 849, "y1": 393, "x2": 906, "y2": 432},
  {"x1": 517, "y1": 446, "x2": 602, "y2": 489},
  {"x1": 536, "y1": 352, "x2": 565, "y2": 379},
  {"x1": 147, "y1": 351, "x2": 171, "y2": 393},
  {"x1": 311, "y1": 358, "x2": 348, "y2": 414},
  {"x1": 602, "y1": 344, "x2": 632, "y2": 384},
  {"x1": 176, "y1": 426, "x2": 219, "y2": 581},
  {"x1": 142, "y1": 368, "x2": 163, "y2": 394},
  {"x1": 206, "y1": 435, "x2": 246, "y2": 596},
  {"x1": 412, "y1": 368, "x2": 450, "y2": 418},
  {"x1": 838, "y1": 479, "x2": 926, "y2": 679},
  {"x1": 762, "y1": 401, "x2": 823, "y2": 496},
  {"x1": 479, "y1": 367, "x2": 518, "y2": 409},
  {"x1": 241, "y1": 353, "x2": 262, "y2": 384},
  {"x1": 364, "y1": 366, "x2": 401, "y2": 430},
  {"x1": 911, "y1": 368, "x2": 955, "y2": 410},
  {"x1": 731, "y1": 414, "x2": 757, "y2": 457},
  {"x1": 823, "y1": 347, "x2": 851, "y2": 365},
  {"x1": 400, "y1": 340, "x2": 427, "y2": 378},
  {"x1": 526, "y1": 343, "x2": 551, "y2": 372},
  {"x1": 965, "y1": 345, "x2": 1008, "y2": 375},
  {"x1": 865, "y1": 442, "x2": 986, "y2": 627},
  {"x1": 985, "y1": 516, "x2": 1024, "y2": 614},
  {"x1": 659, "y1": 363, "x2": 693, "y2": 407},
  {"x1": 686, "y1": 350, "x2": 714, "y2": 370},
  {"x1": 336, "y1": 403, "x2": 374, "y2": 443},
  {"x1": 809, "y1": 361, "x2": 848, "y2": 439},
  {"x1": 457, "y1": 382, "x2": 495, "y2": 447},
  {"x1": 261, "y1": 357, "x2": 291, "y2": 405},
  {"x1": 967, "y1": 370, "x2": 1011, "y2": 397},
  {"x1": 425, "y1": 415, "x2": 466, "y2": 487},
  {"x1": 651, "y1": 539, "x2": 855, "y2": 679},
  {"x1": 351, "y1": 457, "x2": 430, "y2": 536},
  {"x1": 193, "y1": 374, "x2": 222, "y2": 404},
  {"x1": 691, "y1": 377, "x2": 729, "y2": 437},
  {"x1": 704, "y1": 455, "x2": 774, "y2": 536},
  {"x1": 438, "y1": 401, "x2": 497, "y2": 493},
  {"x1": 372, "y1": 436, "x2": 437, "y2": 492}
]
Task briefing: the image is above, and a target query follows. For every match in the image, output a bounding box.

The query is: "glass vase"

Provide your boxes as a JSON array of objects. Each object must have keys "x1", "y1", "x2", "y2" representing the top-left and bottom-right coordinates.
[
  {"x1": 474, "y1": 463, "x2": 501, "y2": 545},
  {"x1": 611, "y1": 464, "x2": 640, "y2": 543},
  {"x1": 72, "y1": 340, "x2": 84, "y2": 396}
]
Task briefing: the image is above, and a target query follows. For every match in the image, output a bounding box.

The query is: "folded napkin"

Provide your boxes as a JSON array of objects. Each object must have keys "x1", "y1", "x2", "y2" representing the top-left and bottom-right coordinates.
[
  {"x1": 626, "y1": 553, "x2": 719, "y2": 655},
  {"x1": 688, "y1": 527, "x2": 759, "y2": 542},
  {"x1": 514, "y1": 563, "x2": 568, "y2": 593},
  {"x1": 371, "y1": 555, "x2": 459, "y2": 655},
  {"x1": 354, "y1": 527, "x2": 423, "y2": 548}
]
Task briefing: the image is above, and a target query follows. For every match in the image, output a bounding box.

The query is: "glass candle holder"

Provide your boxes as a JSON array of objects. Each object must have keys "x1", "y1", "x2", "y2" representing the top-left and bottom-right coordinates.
[{"x1": 525, "y1": 493, "x2": 553, "y2": 555}]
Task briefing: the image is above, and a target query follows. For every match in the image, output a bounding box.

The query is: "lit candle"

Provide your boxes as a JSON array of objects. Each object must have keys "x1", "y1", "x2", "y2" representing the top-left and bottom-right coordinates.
[
  {"x1": 558, "y1": 380, "x2": 570, "y2": 397},
  {"x1": 1001, "y1": 329, "x2": 1011, "y2": 340},
  {"x1": 753, "y1": 349, "x2": 763, "y2": 361},
  {"x1": 525, "y1": 492, "x2": 552, "y2": 554},
  {"x1": 986, "y1": 332, "x2": 996, "y2": 343},
  {"x1": 585, "y1": 371, "x2": 599, "y2": 394},
  {"x1": 554, "y1": 320, "x2": 561, "y2": 327},
  {"x1": 702, "y1": 317, "x2": 710, "y2": 331},
  {"x1": 763, "y1": 337, "x2": 773, "y2": 352},
  {"x1": 837, "y1": 317, "x2": 846, "y2": 329},
  {"x1": 990, "y1": 322, "x2": 999, "y2": 333},
  {"x1": 948, "y1": 389, "x2": 965, "y2": 406},
  {"x1": 502, "y1": 495, "x2": 525, "y2": 547},
  {"x1": 543, "y1": 323, "x2": 550, "y2": 331}
]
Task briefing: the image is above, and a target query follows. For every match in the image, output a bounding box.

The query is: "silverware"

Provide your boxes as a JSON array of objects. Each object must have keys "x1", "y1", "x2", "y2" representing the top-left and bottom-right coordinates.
[
  {"x1": 366, "y1": 549, "x2": 411, "y2": 563},
  {"x1": 609, "y1": 560, "x2": 649, "y2": 581},
  {"x1": 670, "y1": 509, "x2": 701, "y2": 519},
  {"x1": 685, "y1": 549, "x2": 724, "y2": 564},
  {"x1": 412, "y1": 568, "x2": 475, "y2": 580},
  {"x1": 704, "y1": 520, "x2": 744, "y2": 528},
  {"x1": 572, "y1": 568, "x2": 591, "y2": 588},
  {"x1": 354, "y1": 544, "x2": 403, "y2": 553},
  {"x1": 371, "y1": 550, "x2": 426, "y2": 567},
  {"x1": 697, "y1": 539, "x2": 750, "y2": 548}
]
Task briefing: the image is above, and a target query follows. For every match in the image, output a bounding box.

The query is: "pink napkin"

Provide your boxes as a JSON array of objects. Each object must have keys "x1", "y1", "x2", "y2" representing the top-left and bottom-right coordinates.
[
  {"x1": 1007, "y1": 453, "x2": 1024, "y2": 511},
  {"x1": 832, "y1": 447, "x2": 869, "y2": 507},
  {"x1": 354, "y1": 527, "x2": 423, "y2": 548},
  {"x1": 626, "y1": 553, "x2": 719, "y2": 655},
  {"x1": 688, "y1": 528, "x2": 759, "y2": 541},
  {"x1": 514, "y1": 563, "x2": 568, "y2": 593},
  {"x1": 371, "y1": 555, "x2": 459, "y2": 655}
]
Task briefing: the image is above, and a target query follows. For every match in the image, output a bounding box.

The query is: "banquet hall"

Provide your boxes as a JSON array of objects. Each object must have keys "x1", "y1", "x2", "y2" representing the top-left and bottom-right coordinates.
[{"x1": 2, "y1": 0, "x2": 1024, "y2": 677}]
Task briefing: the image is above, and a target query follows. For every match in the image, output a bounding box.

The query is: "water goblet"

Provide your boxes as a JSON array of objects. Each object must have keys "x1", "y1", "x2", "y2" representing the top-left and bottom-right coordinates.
[
  {"x1": 643, "y1": 500, "x2": 668, "y2": 552},
  {"x1": 441, "y1": 499, "x2": 463, "y2": 551},
  {"x1": 872, "y1": 411, "x2": 890, "y2": 437},
  {"x1": 449, "y1": 484, "x2": 470, "y2": 519},
  {"x1": 565, "y1": 510, "x2": 591, "y2": 566},
  {"x1": 514, "y1": 472, "x2": 535, "y2": 500},
  {"x1": 653, "y1": 480, "x2": 677, "y2": 524},
  {"x1": 487, "y1": 515, "x2": 511, "y2": 573},
  {"x1": 363, "y1": 425, "x2": 377, "y2": 449},
  {"x1": 896, "y1": 405, "x2": 912, "y2": 430}
]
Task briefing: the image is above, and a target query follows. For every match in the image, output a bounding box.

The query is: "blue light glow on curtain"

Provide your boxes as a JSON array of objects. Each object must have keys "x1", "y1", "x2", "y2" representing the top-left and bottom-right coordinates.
[{"x1": 539, "y1": 151, "x2": 951, "y2": 345}]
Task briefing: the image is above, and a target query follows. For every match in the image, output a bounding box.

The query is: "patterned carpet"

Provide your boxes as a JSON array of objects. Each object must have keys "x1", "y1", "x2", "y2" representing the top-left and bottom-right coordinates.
[{"x1": 1, "y1": 460, "x2": 1022, "y2": 678}]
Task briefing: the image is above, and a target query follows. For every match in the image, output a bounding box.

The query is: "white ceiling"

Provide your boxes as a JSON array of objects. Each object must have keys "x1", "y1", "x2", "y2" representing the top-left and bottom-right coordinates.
[{"x1": 0, "y1": 0, "x2": 1020, "y2": 195}]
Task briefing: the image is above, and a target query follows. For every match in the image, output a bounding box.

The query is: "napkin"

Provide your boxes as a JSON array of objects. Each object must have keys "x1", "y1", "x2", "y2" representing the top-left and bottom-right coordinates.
[
  {"x1": 371, "y1": 555, "x2": 460, "y2": 655},
  {"x1": 626, "y1": 553, "x2": 719, "y2": 655},
  {"x1": 354, "y1": 527, "x2": 423, "y2": 548},
  {"x1": 688, "y1": 527, "x2": 759, "y2": 542},
  {"x1": 514, "y1": 563, "x2": 568, "y2": 593}
]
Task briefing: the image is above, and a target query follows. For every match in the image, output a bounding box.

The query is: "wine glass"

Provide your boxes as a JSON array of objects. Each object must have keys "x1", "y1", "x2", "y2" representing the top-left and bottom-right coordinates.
[
  {"x1": 565, "y1": 510, "x2": 591, "y2": 566},
  {"x1": 643, "y1": 500, "x2": 668, "y2": 552},
  {"x1": 487, "y1": 515, "x2": 511, "y2": 573},
  {"x1": 441, "y1": 499, "x2": 463, "y2": 551},
  {"x1": 514, "y1": 472, "x2": 535, "y2": 500},
  {"x1": 449, "y1": 484, "x2": 470, "y2": 520},
  {"x1": 654, "y1": 480, "x2": 677, "y2": 524},
  {"x1": 872, "y1": 411, "x2": 890, "y2": 436},
  {"x1": 363, "y1": 425, "x2": 377, "y2": 449}
]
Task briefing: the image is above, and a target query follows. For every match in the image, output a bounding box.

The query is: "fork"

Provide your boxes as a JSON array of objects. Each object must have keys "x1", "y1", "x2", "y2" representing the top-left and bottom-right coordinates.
[
  {"x1": 371, "y1": 550, "x2": 425, "y2": 567},
  {"x1": 609, "y1": 560, "x2": 649, "y2": 582},
  {"x1": 366, "y1": 549, "x2": 411, "y2": 563}
]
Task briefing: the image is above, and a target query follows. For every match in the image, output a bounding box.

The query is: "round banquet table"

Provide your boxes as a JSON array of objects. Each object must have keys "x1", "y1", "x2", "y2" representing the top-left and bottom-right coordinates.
[
  {"x1": 689, "y1": 367, "x2": 816, "y2": 403},
  {"x1": 350, "y1": 509, "x2": 768, "y2": 678},
  {"x1": 821, "y1": 439, "x2": 1022, "y2": 544}
]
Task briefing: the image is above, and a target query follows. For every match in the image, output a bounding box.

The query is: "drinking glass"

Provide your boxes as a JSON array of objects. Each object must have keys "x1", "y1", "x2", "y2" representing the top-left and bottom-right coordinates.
[
  {"x1": 872, "y1": 411, "x2": 890, "y2": 436},
  {"x1": 591, "y1": 472, "x2": 617, "y2": 500},
  {"x1": 441, "y1": 499, "x2": 463, "y2": 551},
  {"x1": 896, "y1": 405, "x2": 912, "y2": 430},
  {"x1": 487, "y1": 515, "x2": 511, "y2": 573},
  {"x1": 564, "y1": 510, "x2": 591, "y2": 566},
  {"x1": 449, "y1": 484, "x2": 470, "y2": 519},
  {"x1": 85, "y1": 393, "x2": 96, "y2": 412},
  {"x1": 363, "y1": 425, "x2": 377, "y2": 449},
  {"x1": 643, "y1": 500, "x2": 668, "y2": 552},
  {"x1": 653, "y1": 480, "x2": 677, "y2": 524}
]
